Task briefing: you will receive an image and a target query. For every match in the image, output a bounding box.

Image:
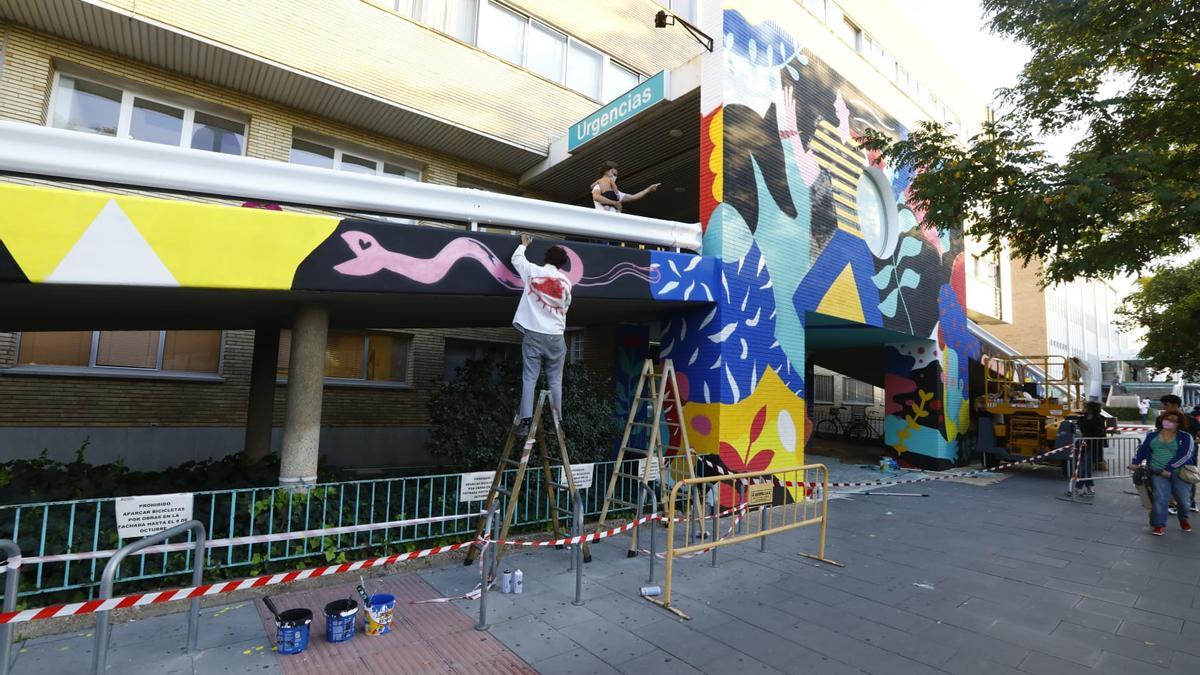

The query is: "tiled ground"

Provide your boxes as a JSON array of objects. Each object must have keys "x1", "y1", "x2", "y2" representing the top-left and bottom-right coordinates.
[{"x1": 11, "y1": 466, "x2": 1200, "y2": 674}]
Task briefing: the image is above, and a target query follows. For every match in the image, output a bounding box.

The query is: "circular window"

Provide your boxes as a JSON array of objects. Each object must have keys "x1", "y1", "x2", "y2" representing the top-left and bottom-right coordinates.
[{"x1": 854, "y1": 167, "x2": 900, "y2": 259}]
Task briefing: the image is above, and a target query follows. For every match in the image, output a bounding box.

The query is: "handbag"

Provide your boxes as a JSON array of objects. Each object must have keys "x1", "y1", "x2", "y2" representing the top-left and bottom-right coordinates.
[{"x1": 1180, "y1": 464, "x2": 1200, "y2": 485}]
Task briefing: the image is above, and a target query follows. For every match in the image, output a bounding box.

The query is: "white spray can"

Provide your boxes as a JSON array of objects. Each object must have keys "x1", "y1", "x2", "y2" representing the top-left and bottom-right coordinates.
[
  {"x1": 513, "y1": 568, "x2": 524, "y2": 594},
  {"x1": 501, "y1": 569, "x2": 513, "y2": 594}
]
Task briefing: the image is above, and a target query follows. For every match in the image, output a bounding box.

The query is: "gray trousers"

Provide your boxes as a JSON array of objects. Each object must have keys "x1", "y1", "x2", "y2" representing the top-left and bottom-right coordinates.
[{"x1": 519, "y1": 329, "x2": 566, "y2": 421}]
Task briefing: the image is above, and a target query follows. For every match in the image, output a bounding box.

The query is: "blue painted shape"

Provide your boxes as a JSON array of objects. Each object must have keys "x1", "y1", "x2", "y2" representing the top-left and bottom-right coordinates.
[
  {"x1": 794, "y1": 228, "x2": 884, "y2": 326},
  {"x1": 650, "y1": 252, "x2": 719, "y2": 302}
]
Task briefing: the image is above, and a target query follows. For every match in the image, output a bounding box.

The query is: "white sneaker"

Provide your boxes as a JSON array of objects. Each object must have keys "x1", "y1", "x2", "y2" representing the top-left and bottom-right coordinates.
[{"x1": 1168, "y1": 506, "x2": 1179, "y2": 516}]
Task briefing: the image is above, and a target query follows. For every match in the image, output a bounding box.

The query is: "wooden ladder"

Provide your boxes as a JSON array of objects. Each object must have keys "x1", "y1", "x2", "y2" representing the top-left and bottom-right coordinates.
[
  {"x1": 596, "y1": 358, "x2": 699, "y2": 557},
  {"x1": 463, "y1": 389, "x2": 590, "y2": 566}
]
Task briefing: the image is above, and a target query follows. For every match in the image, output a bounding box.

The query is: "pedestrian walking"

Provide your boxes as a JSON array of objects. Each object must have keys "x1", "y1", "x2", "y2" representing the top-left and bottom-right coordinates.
[
  {"x1": 1155, "y1": 395, "x2": 1199, "y2": 514},
  {"x1": 1129, "y1": 410, "x2": 1196, "y2": 536},
  {"x1": 1076, "y1": 401, "x2": 1106, "y2": 496}
]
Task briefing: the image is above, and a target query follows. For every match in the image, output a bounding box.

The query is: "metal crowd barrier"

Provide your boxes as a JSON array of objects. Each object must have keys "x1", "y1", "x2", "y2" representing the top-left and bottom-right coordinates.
[
  {"x1": 0, "y1": 540, "x2": 19, "y2": 675},
  {"x1": 1064, "y1": 435, "x2": 1142, "y2": 503},
  {"x1": 93, "y1": 520, "x2": 206, "y2": 675},
  {"x1": 648, "y1": 464, "x2": 838, "y2": 619}
]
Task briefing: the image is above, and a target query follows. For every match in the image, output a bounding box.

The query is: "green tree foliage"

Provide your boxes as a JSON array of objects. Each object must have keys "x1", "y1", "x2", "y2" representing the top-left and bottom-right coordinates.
[
  {"x1": 860, "y1": 0, "x2": 1200, "y2": 284},
  {"x1": 1117, "y1": 260, "x2": 1200, "y2": 378},
  {"x1": 425, "y1": 355, "x2": 619, "y2": 469}
]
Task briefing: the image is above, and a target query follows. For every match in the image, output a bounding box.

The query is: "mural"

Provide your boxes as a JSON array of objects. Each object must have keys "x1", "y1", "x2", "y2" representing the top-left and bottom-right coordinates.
[
  {"x1": 668, "y1": 2, "x2": 978, "y2": 479},
  {"x1": 0, "y1": 184, "x2": 713, "y2": 306}
]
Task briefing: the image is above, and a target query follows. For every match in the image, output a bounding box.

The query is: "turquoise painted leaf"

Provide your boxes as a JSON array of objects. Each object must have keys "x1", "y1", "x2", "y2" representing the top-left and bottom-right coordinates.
[
  {"x1": 895, "y1": 236, "x2": 923, "y2": 262},
  {"x1": 899, "y1": 268, "x2": 921, "y2": 289},
  {"x1": 879, "y1": 288, "x2": 900, "y2": 318},
  {"x1": 871, "y1": 266, "x2": 894, "y2": 289}
]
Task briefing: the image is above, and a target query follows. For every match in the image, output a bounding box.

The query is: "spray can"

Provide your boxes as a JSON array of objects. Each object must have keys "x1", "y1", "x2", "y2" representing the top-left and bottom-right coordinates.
[
  {"x1": 512, "y1": 568, "x2": 524, "y2": 594},
  {"x1": 501, "y1": 569, "x2": 513, "y2": 594}
]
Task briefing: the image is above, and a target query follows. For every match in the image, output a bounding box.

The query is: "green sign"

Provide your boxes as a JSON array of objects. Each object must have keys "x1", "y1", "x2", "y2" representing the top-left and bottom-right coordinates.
[{"x1": 568, "y1": 70, "x2": 667, "y2": 152}]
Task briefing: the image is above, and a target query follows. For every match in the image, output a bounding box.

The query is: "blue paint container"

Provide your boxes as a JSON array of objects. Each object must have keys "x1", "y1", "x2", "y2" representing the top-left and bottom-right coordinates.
[
  {"x1": 365, "y1": 593, "x2": 396, "y2": 636},
  {"x1": 275, "y1": 608, "x2": 313, "y2": 655},
  {"x1": 324, "y1": 598, "x2": 358, "y2": 643}
]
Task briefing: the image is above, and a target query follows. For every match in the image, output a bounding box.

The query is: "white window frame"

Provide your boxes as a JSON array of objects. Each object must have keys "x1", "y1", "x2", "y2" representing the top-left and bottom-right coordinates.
[
  {"x1": 567, "y1": 330, "x2": 586, "y2": 364},
  {"x1": 813, "y1": 373, "x2": 835, "y2": 404},
  {"x1": 48, "y1": 69, "x2": 248, "y2": 156},
  {"x1": 842, "y1": 378, "x2": 875, "y2": 405},
  {"x1": 7, "y1": 330, "x2": 226, "y2": 381},
  {"x1": 289, "y1": 131, "x2": 423, "y2": 181}
]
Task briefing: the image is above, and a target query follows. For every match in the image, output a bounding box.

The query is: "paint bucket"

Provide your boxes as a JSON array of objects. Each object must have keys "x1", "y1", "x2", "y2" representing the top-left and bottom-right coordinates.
[
  {"x1": 364, "y1": 593, "x2": 396, "y2": 636},
  {"x1": 274, "y1": 608, "x2": 313, "y2": 655},
  {"x1": 639, "y1": 585, "x2": 662, "y2": 598},
  {"x1": 323, "y1": 598, "x2": 358, "y2": 643}
]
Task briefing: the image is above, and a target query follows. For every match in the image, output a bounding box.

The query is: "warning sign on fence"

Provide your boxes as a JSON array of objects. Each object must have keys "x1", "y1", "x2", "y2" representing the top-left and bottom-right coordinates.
[
  {"x1": 636, "y1": 458, "x2": 663, "y2": 482},
  {"x1": 747, "y1": 483, "x2": 773, "y2": 507},
  {"x1": 557, "y1": 463, "x2": 595, "y2": 491},
  {"x1": 459, "y1": 471, "x2": 496, "y2": 502},
  {"x1": 115, "y1": 493, "x2": 194, "y2": 539}
]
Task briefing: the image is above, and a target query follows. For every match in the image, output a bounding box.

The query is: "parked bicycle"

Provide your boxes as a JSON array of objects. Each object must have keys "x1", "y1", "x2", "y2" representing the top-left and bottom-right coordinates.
[{"x1": 814, "y1": 407, "x2": 882, "y2": 442}]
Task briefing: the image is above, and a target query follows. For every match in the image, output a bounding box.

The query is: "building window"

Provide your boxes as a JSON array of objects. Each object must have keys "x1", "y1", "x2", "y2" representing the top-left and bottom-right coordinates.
[
  {"x1": 395, "y1": 0, "x2": 479, "y2": 43},
  {"x1": 566, "y1": 40, "x2": 603, "y2": 99},
  {"x1": 661, "y1": 0, "x2": 697, "y2": 22},
  {"x1": 49, "y1": 73, "x2": 247, "y2": 155},
  {"x1": 813, "y1": 374, "x2": 835, "y2": 404},
  {"x1": 278, "y1": 331, "x2": 412, "y2": 384},
  {"x1": 288, "y1": 135, "x2": 421, "y2": 180},
  {"x1": 836, "y1": 18, "x2": 862, "y2": 48},
  {"x1": 604, "y1": 62, "x2": 640, "y2": 101},
  {"x1": 15, "y1": 330, "x2": 222, "y2": 374},
  {"x1": 568, "y1": 331, "x2": 586, "y2": 364},
  {"x1": 843, "y1": 378, "x2": 875, "y2": 405},
  {"x1": 477, "y1": 1, "x2": 526, "y2": 64},
  {"x1": 441, "y1": 338, "x2": 519, "y2": 382},
  {"x1": 526, "y1": 20, "x2": 567, "y2": 82}
]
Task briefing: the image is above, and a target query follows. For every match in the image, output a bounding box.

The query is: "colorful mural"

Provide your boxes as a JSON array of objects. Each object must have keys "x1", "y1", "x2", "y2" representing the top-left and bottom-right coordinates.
[
  {"x1": 0, "y1": 184, "x2": 713, "y2": 306},
  {"x1": 669, "y1": 3, "x2": 978, "y2": 476}
]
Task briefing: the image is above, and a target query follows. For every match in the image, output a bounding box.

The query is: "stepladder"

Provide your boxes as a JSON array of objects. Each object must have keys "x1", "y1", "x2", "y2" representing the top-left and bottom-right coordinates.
[
  {"x1": 463, "y1": 389, "x2": 591, "y2": 567},
  {"x1": 597, "y1": 358, "x2": 700, "y2": 557}
]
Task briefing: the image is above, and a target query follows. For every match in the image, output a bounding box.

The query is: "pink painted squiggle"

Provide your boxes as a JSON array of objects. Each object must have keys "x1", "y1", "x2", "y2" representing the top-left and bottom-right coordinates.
[{"x1": 332, "y1": 231, "x2": 658, "y2": 289}]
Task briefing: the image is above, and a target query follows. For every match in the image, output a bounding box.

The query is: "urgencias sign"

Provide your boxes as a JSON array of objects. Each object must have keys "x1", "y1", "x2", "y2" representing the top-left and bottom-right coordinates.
[{"x1": 568, "y1": 71, "x2": 667, "y2": 153}]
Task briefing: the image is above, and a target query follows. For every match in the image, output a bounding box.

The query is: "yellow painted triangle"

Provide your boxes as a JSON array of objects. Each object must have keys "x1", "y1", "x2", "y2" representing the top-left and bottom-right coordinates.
[
  {"x1": 118, "y1": 197, "x2": 338, "y2": 290},
  {"x1": 0, "y1": 184, "x2": 110, "y2": 281},
  {"x1": 815, "y1": 263, "x2": 866, "y2": 323}
]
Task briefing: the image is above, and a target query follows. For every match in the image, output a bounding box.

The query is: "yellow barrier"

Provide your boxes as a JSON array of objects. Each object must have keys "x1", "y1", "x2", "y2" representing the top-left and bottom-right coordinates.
[{"x1": 646, "y1": 464, "x2": 840, "y2": 619}]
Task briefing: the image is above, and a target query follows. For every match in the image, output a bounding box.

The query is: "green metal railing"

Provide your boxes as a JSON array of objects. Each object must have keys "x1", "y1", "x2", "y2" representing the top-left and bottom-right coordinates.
[{"x1": 0, "y1": 457, "x2": 688, "y2": 603}]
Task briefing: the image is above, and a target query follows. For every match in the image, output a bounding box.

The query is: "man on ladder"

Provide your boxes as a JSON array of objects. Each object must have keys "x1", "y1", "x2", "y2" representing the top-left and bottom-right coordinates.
[
  {"x1": 512, "y1": 233, "x2": 572, "y2": 434},
  {"x1": 464, "y1": 233, "x2": 583, "y2": 567}
]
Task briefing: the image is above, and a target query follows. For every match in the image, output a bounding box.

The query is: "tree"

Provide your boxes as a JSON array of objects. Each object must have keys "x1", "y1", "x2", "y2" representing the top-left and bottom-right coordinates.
[
  {"x1": 860, "y1": 0, "x2": 1200, "y2": 285},
  {"x1": 1118, "y1": 260, "x2": 1200, "y2": 379}
]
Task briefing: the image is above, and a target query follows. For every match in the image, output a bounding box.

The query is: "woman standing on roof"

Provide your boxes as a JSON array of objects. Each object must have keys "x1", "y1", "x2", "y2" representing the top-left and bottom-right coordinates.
[
  {"x1": 591, "y1": 161, "x2": 660, "y2": 213},
  {"x1": 1129, "y1": 410, "x2": 1196, "y2": 536}
]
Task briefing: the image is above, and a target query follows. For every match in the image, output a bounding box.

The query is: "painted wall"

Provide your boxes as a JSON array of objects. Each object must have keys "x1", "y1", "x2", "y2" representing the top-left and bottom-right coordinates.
[
  {"x1": 666, "y1": 3, "x2": 977, "y2": 477},
  {"x1": 0, "y1": 183, "x2": 712, "y2": 303}
]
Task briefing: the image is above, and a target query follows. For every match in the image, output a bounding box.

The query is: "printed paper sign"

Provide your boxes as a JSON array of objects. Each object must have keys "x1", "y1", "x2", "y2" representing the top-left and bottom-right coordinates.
[
  {"x1": 636, "y1": 458, "x2": 662, "y2": 482},
  {"x1": 459, "y1": 471, "x2": 496, "y2": 502},
  {"x1": 557, "y1": 463, "x2": 595, "y2": 491},
  {"x1": 747, "y1": 483, "x2": 774, "y2": 507},
  {"x1": 115, "y1": 493, "x2": 194, "y2": 539}
]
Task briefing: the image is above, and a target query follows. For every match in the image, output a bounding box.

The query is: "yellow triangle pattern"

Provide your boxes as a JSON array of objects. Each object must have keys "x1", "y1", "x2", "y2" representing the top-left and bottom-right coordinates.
[
  {"x1": 120, "y1": 199, "x2": 337, "y2": 290},
  {"x1": 815, "y1": 263, "x2": 866, "y2": 323},
  {"x1": 0, "y1": 185, "x2": 108, "y2": 281}
]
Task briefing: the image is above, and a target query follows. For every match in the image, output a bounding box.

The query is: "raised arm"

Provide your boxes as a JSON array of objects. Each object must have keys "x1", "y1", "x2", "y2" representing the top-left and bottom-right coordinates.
[
  {"x1": 620, "y1": 183, "x2": 661, "y2": 204},
  {"x1": 511, "y1": 233, "x2": 535, "y2": 281}
]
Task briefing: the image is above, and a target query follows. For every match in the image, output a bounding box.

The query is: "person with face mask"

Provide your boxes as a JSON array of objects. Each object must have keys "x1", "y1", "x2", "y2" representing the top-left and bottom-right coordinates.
[
  {"x1": 1155, "y1": 395, "x2": 1199, "y2": 513},
  {"x1": 1130, "y1": 410, "x2": 1196, "y2": 535}
]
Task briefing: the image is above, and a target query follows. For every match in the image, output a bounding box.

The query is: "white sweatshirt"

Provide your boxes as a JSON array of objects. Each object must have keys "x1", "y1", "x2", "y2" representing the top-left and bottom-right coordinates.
[{"x1": 511, "y1": 244, "x2": 573, "y2": 335}]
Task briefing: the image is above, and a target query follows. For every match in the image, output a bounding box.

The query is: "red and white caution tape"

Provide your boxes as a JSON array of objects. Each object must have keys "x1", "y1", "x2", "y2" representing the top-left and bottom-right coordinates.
[
  {"x1": 492, "y1": 512, "x2": 662, "y2": 548},
  {"x1": 0, "y1": 538, "x2": 477, "y2": 625},
  {"x1": 693, "y1": 443, "x2": 1072, "y2": 490},
  {"x1": 17, "y1": 512, "x2": 482, "y2": 565}
]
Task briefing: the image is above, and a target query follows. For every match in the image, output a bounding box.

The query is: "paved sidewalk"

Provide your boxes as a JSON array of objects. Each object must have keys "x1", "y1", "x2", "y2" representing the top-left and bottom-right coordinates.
[
  {"x1": 425, "y1": 468, "x2": 1200, "y2": 675},
  {"x1": 10, "y1": 467, "x2": 1200, "y2": 674}
]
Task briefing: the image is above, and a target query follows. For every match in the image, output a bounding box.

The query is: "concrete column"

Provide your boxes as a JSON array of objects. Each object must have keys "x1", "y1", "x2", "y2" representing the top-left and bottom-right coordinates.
[
  {"x1": 279, "y1": 305, "x2": 327, "y2": 487},
  {"x1": 243, "y1": 327, "x2": 280, "y2": 463}
]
